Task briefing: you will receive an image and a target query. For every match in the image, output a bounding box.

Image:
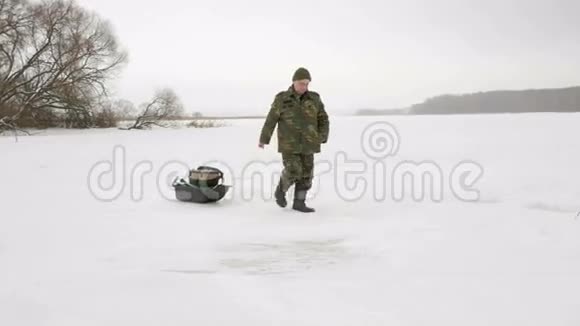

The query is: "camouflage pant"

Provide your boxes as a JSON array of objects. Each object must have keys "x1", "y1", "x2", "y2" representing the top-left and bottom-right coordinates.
[{"x1": 279, "y1": 153, "x2": 314, "y2": 193}]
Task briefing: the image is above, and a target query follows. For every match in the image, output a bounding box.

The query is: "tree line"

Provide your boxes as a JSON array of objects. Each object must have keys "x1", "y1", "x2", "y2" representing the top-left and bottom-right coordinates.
[
  {"x1": 409, "y1": 86, "x2": 580, "y2": 115},
  {"x1": 355, "y1": 86, "x2": 580, "y2": 116}
]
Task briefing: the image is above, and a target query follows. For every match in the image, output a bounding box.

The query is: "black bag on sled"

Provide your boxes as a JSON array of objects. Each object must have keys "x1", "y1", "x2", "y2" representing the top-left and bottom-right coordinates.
[{"x1": 172, "y1": 166, "x2": 230, "y2": 203}]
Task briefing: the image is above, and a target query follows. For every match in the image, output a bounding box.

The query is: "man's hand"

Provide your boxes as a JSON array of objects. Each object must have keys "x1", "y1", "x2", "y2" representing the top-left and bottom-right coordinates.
[{"x1": 258, "y1": 143, "x2": 265, "y2": 149}]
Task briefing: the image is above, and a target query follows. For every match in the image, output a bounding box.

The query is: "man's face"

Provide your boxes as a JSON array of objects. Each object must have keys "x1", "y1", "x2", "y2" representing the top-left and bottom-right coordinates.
[{"x1": 293, "y1": 79, "x2": 310, "y2": 95}]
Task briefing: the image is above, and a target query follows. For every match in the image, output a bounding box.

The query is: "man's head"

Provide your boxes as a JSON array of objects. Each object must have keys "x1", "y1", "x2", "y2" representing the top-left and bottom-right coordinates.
[{"x1": 292, "y1": 67, "x2": 311, "y2": 95}]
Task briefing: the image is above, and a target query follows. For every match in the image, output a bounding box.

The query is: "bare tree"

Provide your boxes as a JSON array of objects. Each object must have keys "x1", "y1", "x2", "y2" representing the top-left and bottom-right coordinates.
[
  {"x1": 0, "y1": 0, "x2": 127, "y2": 133},
  {"x1": 124, "y1": 88, "x2": 184, "y2": 130},
  {"x1": 89, "y1": 99, "x2": 119, "y2": 128},
  {"x1": 113, "y1": 99, "x2": 136, "y2": 120}
]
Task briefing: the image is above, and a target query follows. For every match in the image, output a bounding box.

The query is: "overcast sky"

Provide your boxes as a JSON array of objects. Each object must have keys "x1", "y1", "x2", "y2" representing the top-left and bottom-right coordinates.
[{"x1": 75, "y1": 0, "x2": 580, "y2": 115}]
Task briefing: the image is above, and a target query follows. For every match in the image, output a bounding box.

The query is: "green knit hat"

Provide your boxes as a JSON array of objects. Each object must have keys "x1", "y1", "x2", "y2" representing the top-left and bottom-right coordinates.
[{"x1": 292, "y1": 67, "x2": 311, "y2": 81}]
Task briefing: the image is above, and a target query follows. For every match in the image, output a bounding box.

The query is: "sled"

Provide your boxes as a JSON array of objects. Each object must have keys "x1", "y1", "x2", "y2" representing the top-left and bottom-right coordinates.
[{"x1": 172, "y1": 166, "x2": 230, "y2": 203}]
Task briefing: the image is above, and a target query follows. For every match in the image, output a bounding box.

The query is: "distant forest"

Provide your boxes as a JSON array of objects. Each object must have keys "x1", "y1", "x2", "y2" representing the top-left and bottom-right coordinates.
[{"x1": 356, "y1": 86, "x2": 580, "y2": 115}]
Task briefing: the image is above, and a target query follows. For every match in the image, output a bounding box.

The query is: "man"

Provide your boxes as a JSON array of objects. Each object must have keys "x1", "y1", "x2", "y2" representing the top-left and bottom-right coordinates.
[{"x1": 258, "y1": 67, "x2": 330, "y2": 213}]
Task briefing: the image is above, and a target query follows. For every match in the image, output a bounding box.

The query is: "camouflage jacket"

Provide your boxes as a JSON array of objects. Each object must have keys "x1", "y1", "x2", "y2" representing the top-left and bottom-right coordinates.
[{"x1": 260, "y1": 86, "x2": 329, "y2": 154}]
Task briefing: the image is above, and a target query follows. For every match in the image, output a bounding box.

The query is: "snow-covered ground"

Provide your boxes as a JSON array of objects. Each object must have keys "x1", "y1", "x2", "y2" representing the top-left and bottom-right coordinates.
[{"x1": 1, "y1": 114, "x2": 579, "y2": 325}]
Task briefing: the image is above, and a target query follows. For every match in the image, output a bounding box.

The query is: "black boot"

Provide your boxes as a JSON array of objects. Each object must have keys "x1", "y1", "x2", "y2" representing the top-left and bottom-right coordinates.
[
  {"x1": 274, "y1": 183, "x2": 287, "y2": 208},
  {"x1": 292, "y1": 187, "x2": 315, "y2": 213}
]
